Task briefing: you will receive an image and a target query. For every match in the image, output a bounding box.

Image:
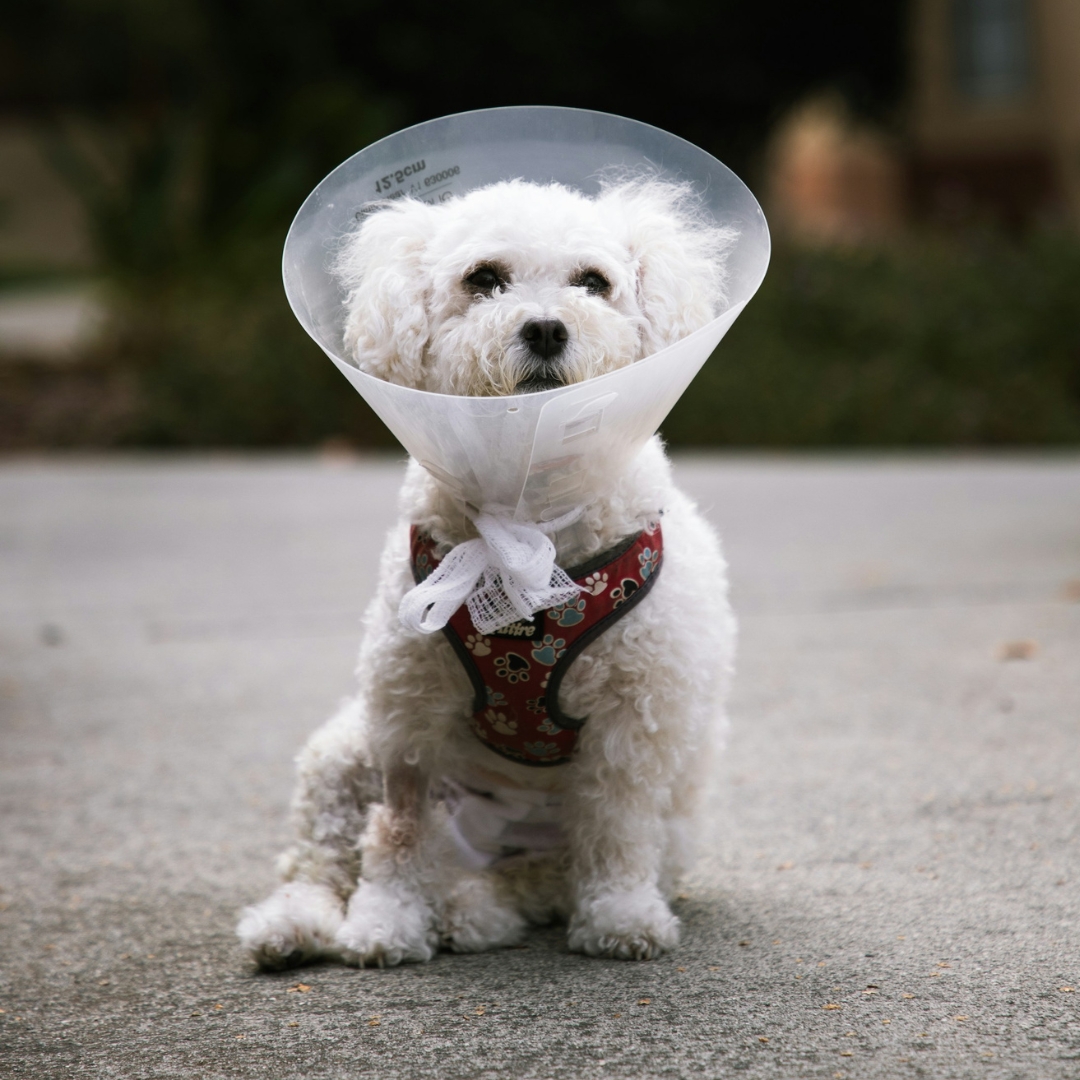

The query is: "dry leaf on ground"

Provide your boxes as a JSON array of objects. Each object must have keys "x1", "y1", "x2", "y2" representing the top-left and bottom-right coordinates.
[{"x1": 999, "y1": 639, "x2": 1037, "y2": 661}]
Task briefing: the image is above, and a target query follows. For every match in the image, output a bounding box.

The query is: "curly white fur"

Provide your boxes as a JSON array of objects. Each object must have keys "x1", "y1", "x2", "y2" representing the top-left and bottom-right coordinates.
[
  {"x1": 238, "y1": 178, "x2": 737, "y2": 966},
  {"x1": 335, "y1": 177, "x2": 735, "y2": 395}
]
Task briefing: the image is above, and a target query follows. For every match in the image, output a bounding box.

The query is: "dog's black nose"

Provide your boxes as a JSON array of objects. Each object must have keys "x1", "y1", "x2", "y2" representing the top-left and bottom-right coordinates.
[{"x1": 520, "y1": 319, "x2": 568, "y2": 359}]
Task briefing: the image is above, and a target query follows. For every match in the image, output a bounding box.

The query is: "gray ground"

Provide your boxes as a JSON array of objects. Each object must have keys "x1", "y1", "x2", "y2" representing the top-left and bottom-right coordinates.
[{"x1": 1, "y1": 453, "x2": 1077, "y2": 1080}]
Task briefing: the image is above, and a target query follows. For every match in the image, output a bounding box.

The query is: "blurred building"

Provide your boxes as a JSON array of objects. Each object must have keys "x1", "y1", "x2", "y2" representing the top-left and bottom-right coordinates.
[
  {"x1": 765, "y1": 96, "x2": 906, "y2": 245},
  {"x1": 909, "y1": 0, "x2": 1080, "y2": 229},
  {"x1": 768, "y1": 0, "x2": 1080, "y2": 240}
]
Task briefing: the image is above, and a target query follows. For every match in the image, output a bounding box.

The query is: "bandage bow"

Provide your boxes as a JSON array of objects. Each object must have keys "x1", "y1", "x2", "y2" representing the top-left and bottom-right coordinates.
[{"x1": 398, "y1": 509, "x2": 582, "y2": 635}]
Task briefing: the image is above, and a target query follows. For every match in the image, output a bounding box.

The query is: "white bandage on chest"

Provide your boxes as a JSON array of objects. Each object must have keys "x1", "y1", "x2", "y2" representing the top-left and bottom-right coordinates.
[{"x1": 443, "y1": 779, "x2": 566, "y2": 870}]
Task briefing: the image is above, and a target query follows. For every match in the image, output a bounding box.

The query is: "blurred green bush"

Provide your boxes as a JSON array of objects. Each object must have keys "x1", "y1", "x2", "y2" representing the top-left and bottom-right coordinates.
[
  {"x1": 88, "y1": 230, "x2": 1079, "y2": 448},
  {"x1": 104, "y1": 243, "x2": 399, "y2": 448},
  {"x1": 666, "y1": 234, "x2": 1080, "y2": 445}
]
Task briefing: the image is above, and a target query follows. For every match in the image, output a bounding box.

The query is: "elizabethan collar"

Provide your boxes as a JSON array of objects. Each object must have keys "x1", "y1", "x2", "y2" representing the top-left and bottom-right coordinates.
[{"x1": 283, "y1": 107, "x2": 770, "y2": 633}]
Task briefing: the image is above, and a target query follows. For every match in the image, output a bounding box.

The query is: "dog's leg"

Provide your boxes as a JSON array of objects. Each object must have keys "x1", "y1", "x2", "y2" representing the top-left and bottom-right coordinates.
[
  {"x1": 561, "y1": 689, "x2": 723, "y2": 961},
  {"x1": 436, "y1": 869, "x2": 529, "y2": 953},
  {"x1": 563, "y1": 765, "x2": 681, "y2": 960},
  {"x1": 334, "y1": 763, "x2": 445, "y2": 966},
  {"x1": 237, "y1": 699, "x2": 379, "y2": 969},
  {"x1": 333, "y1": 766, "x2": 530, "y2": 960}
]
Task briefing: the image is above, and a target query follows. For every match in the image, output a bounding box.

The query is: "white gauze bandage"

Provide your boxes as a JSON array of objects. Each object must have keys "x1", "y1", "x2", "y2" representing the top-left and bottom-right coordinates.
[{"x1": 398, "y1": 509, "x2": 582, "y2": 635}]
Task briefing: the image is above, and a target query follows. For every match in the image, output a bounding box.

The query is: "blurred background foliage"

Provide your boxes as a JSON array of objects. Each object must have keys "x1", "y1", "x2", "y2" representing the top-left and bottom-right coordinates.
[
  {"x1": 677, "y1": 235, "x2": 1080, "y2": 445},
  {"x1": 1, "y1": 0, "x2": 1078, "y2": 448}
]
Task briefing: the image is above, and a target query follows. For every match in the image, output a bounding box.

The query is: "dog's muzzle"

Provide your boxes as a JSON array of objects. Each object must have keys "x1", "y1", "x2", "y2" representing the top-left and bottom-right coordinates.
[{"x1": 517, "y1": 318, "x2": 568, "y2": 392}]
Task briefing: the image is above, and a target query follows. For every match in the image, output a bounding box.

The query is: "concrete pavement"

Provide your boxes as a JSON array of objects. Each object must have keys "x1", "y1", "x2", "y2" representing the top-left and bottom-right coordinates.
[{"x1": 1, "y1": 453, "x2": 1078, "y2": 1079}]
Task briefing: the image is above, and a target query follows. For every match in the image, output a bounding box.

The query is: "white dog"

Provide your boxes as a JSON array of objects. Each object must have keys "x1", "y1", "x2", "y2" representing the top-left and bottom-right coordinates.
[{"x1": 237, "y1": 177, "x2": 737, "y2": 965}]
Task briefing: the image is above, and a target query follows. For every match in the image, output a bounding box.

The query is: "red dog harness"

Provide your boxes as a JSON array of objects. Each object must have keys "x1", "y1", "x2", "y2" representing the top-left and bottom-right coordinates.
[{"x1": 410, "y1": 523, "x2": 663, "y2": 766}]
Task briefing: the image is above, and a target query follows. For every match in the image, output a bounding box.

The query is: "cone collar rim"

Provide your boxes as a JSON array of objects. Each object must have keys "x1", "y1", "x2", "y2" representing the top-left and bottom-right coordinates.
[{"x1": 282, "y1": 104, "x2": 771, "y2": 403}]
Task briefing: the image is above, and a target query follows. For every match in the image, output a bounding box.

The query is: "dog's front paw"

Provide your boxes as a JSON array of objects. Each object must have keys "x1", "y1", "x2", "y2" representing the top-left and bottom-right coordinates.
[
  {"x1": 237, "y1": 881, "x2": 345, "y2": 970},
  {"x1": 567, "y1": 883, "x2": 680, "y2": 960},
  {"x1": 335, "y1": 881, "x2": 438, "y2": 967},
  {"x1": 438, "y1": 874, "x2": 527, "y2": 954}
]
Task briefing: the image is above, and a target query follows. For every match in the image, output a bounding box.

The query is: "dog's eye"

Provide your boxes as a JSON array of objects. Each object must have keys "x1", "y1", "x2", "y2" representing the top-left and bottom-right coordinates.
[
  {"x1": 572, "y1": 269, "x2": 611, "y2": 296},
  {"x1": 464, "y1": 265, "x2": 506, "y2": 294}
]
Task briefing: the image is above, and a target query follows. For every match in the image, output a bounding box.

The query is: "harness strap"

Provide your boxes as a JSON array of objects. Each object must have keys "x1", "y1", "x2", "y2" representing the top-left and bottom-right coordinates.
[{"x1": 410, "y1": 521, "x2": 664, "y2": 766}]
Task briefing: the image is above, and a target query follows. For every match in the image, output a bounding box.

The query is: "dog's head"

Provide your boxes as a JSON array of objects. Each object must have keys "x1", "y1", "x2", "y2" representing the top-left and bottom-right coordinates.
[{"x1": 335, "y1": 178, "x2": 735, "y2": 396}]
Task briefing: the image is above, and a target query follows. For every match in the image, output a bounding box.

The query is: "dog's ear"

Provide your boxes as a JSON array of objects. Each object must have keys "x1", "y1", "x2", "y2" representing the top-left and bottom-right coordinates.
[
  {"x1": 599, "y1": 180, "x2": 737, "y2": 355},
  {"x1": 335, "y1": 200, "x2": 437, "y2": 388}
]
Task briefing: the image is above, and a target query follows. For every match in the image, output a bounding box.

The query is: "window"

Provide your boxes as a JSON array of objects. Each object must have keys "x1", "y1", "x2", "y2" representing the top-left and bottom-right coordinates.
[{"x1": 952, "y1": 0, "x2": 1033, "y2": 101}]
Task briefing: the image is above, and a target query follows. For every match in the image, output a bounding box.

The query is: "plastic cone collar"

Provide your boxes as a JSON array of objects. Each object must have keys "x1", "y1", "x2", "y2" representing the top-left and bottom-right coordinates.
[{"x1": 282, "y1": 106, "x2": 770, "y2": 524}]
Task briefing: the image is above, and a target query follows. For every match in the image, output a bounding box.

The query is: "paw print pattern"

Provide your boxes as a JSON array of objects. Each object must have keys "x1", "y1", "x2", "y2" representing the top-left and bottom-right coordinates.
[
  {"x1": 531, "y1": 635, "x2": 567, "y2": 666},
  {"x1": 536, "y1": 716, "x2": 563, "y2": 735},
  {"x1": 465, "y1": 633, "x2": 492, "y2": 657},
  {"x1": 485, "y1": 686, "x2": 507, "y2": 708},
  {"x1": 526, "y1": 672, "x2": 551, "y2": 713},
  {"x1": 638, "y1": 546, "x2": 660, "y2": 580},
  {"x1": 414, "y1": 551, "x2": 433, "y2": 581},
  {"x1": 522, "y1": 741, "x2": 561, "y2": 759},
  {"x1": 549, "y1": 597, "x2": 587, "y2": 627},
  {"x1": 494, "y1": 652, "x2": 531, "y2": 683},
  {"x1": 483, "y1": 709, "x2": 518, "y2": 735},
  {"x1": 583, "y1": 572, "x2": 609, "y2": 596},
  {"x1": 610, "y1": 577, "x2": 640, "y2": 608}
]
